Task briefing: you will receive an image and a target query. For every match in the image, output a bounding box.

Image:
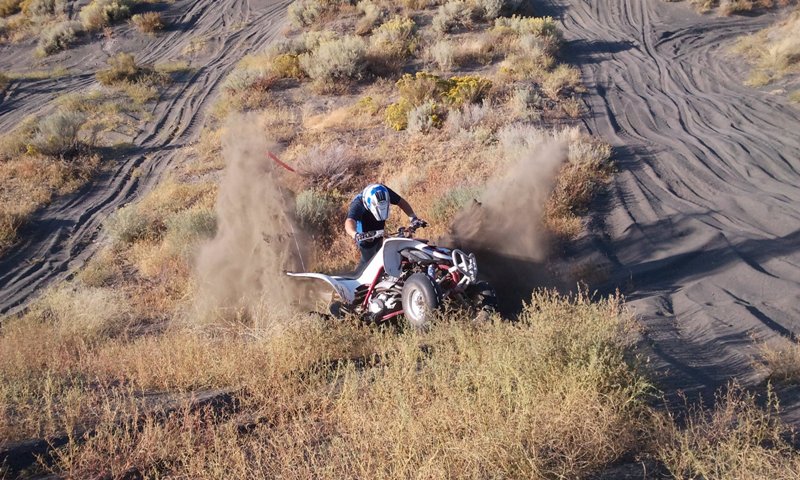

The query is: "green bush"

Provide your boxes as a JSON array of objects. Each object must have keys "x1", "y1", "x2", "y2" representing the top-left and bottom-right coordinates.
[
  {"x1": 0, "y1": 72, "x2": 9, "y2": 90},
  {"x1": 79, "y1": 0, "x2": 133, "y2": 32},
  {"x1": 371, "y1": 16, "x2": 416, "y2": 59},
  {"x1": 37, "y1": 20, "x2": 83, "y2": 56},
  {"x1": 299, "y1": 35, "x2": 367, "y2": 84},
  {"x1": 296, "y1": 189, "x2": 339, "y2": 231},
  {"x1": 163, "y1": 208, "x2": 217, "y2": 257},
  {"x1": 29, "y1": 109, "x2": 86, "y2": 156},
  {"x1": 105, "y1": 204, "x2": 150, "y2": 246}
]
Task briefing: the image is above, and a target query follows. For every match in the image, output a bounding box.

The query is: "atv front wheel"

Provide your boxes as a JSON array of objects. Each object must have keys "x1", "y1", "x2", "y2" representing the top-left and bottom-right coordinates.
[{"x1": 402, "y1": 273, "x2": 439, "y2": 330}]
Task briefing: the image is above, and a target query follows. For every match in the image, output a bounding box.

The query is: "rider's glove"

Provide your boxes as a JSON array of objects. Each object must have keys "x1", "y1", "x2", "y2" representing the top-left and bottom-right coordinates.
[
  {"x1": 410, "y1": 217, "x2": 428, "y2": 229},
  {"x1": 354, "y1": 232, "x2": 369, "y2": 245}
]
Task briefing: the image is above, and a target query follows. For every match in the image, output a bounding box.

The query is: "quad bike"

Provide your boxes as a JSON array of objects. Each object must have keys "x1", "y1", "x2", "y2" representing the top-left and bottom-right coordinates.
[{"x1": 286, "y1": 222, "x2": 497, "y2": 329}]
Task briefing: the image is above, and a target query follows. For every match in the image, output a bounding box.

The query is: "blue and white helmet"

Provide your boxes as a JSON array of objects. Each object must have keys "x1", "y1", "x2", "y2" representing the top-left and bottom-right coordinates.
[{"x1": 362, "y1": 184, "x2": 390, "y2": 221}]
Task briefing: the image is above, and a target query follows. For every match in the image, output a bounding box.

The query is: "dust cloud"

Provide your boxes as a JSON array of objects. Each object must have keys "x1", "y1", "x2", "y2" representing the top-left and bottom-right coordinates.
[
  {"x1": 448, "y1": 140, "x2": 568, "y2": 311},
  {"x1": 193, "y1": 114, "x2": 305, "y2": 324}
]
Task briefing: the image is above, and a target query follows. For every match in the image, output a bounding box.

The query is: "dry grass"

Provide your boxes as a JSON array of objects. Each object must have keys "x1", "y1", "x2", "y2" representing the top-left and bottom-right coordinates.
[
  {"x1": 79, "y1": 0, "x2": 134, "y2": 32},
  {"x1": 0, "y1": 80, "x2": 163, "y2": 253},
  {"x1": 1, "y1": 289, "x2": 658, "y2": 478},
  {"x1": 131, "y1": 11, "x2": 164, "y2": 33},
  {"x1": 734, "y1": 10, "x2": 800, "y2": 87},
  {"x1": 758, "y1": 337, "x2": 800, "y2": 384},
  {"x1": 657, "y1": 383, "x2": 800, "y2": 479}
]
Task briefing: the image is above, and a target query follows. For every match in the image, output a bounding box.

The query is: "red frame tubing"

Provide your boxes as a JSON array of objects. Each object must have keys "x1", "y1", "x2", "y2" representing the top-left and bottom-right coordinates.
[
  {"x1": 267, "y1": 151, "x2": 296, "y2": 173},
  {"x1": 379, "y1": 310, "x2": 404, "y2": 322},
  {"x1": 362, "y1": 266, "x2": 385, "y2": 310}
]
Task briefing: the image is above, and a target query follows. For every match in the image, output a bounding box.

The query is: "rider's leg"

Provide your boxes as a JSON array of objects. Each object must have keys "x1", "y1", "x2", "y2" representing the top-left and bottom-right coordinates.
[{"x1": 355, "y1": 241, "x2": 382, "y2": 275}]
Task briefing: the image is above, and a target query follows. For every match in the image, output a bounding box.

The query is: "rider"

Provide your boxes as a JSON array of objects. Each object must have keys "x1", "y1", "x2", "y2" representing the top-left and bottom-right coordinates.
[{"x1": 345, "y1": 183, "x2": 422, "y2": 273}]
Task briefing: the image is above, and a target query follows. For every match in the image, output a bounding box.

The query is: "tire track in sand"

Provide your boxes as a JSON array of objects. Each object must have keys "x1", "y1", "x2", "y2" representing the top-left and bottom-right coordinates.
[
  {"x1": 0, "y1": 0, "x2": 292, "y2": 314},
  {"x1": 546, "y1": 0, "x2": 800, "y2": 410}
]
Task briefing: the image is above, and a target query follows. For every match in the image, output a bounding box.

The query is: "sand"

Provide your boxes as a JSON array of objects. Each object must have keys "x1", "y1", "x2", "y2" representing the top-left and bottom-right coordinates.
[
  {"x1": 0, "y1": 0, "x2": 292, "y2": 313},
  {"x1": 543, "y1": 0, "x2": 800, "y2": 417}
]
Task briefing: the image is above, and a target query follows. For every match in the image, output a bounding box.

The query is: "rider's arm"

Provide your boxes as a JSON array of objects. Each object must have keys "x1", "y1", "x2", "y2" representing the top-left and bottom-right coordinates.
[
  {"x1": 396, "y1": 197, "x2": 417, "y2": 220},
  {"x1": 387, "y1": 187, "x2": 417, "y2": 220},
  {"x1": 344, "y1": 218, "x2": 358, "y2": 239}
]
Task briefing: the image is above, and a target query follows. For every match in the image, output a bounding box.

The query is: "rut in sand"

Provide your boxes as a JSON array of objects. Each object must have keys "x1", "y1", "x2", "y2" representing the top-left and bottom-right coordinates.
[
  {"x1": 546, "y1": 0, "x2": 800, "y2": 415},
  {"x1": 0, "y1": 0, "x2": 292, "y2": 314}
]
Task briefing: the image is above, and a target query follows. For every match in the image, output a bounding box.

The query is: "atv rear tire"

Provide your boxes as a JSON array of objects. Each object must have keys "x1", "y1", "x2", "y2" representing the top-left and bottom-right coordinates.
[
  {"x1": 402, "y1": 273, "x2": 439, "y2": 330},
  {"x1": 466, "y1": 281, "x2": 497, "y2": 323}
]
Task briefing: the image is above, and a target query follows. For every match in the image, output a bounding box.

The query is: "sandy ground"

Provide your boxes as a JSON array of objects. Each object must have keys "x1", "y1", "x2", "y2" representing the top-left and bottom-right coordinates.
[
  {"x1": 1, "y1": 0, "x2": 799, "y2": 420},
  {"x1": 543, "y1": 0, "x2": 800, "y2": 417},
  {"x1": 0, "y1": 0, "x2": 291, "y2": 314}
]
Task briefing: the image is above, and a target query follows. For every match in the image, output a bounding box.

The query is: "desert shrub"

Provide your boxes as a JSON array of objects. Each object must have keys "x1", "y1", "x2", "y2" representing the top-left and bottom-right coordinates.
[
  {"x1": 0, "y1": 71, "x2": 8, "y2": 90},
  {"x1": 295, "y1": 142, "x2": 360, "y2": 188},
  {"x1": 396, "y1": 71, "x2": 451, "y2": 104},
  {"x1": 507, "y1": 85, "x2": 543, "y2": 120},
  {"x1": 29, "y1": 109, "x2": 86, "y2": 156},
  {"x1": 658, "y1": 384, "x2": 800, "y2": 479},
  {"x1": 295, "y1": 189, "x2": 340, "y2": 230},
  {"x1": 272, "y1": 53, "x2": 304, "y2": 79},
  {"x1": 444, "y1": 75, "x2": 492, "y2": 106},
  {"x1": 493, "y1": 14, "x2": 560, "y2": 42},
  {"x1": 131, "y1": 11, "x2": 164, "y2": 33},
  {"x1": 269, "y1": 30, "x2": 337, "y2": 56},
  {"x1": 430, "y1": 185, "x2": 480, "y2": 222},
  {"x1": 23, "y1": 284, "x2": 131, "y2": 342},
  {"x1": 79, "y1": 0, "x2": 133, "y2": 32},
  {"x1": 385, "y1": 72, "x2": 490, "y2": 129},
  {"x1": 222, "y1": 66, "x2": 269, "y2": 93},
  {"x1": 432, "y1": 0, "x2": 472, "y2": 34},
  {"x1": 385, "y1": 98, "x2": 413, "y2": 130},
  {"x1": 466, "y1": 0, "x2": 525, "y2": 19},
  {"x1": 161, "y1": 208, "x2": 217, "y2": 258},
  {"x1": 733, "y1": 11, "x2": 800, "y2": 86},
  {"x1": 356, "y1": 0, "x2": 383, "y2": 34},
  {"x1": 105, "y1": 204, "x2": 150, "y2": 245},
  {"x1": 429, "y1": 39, "x2": 456, "y2": 70},
  {"x1": 407, "y1": 99, "x2": 444, "y2": 134},
  {"x1": 96, "y1": 52, "x2": 144, "y2": 85},
  {"x1": 444, "y1": 101, "x2": 490, "y2": 133},
  {"x1": 542, "y1": 63, "x2": 581, "y2": 98},
  {"x1": 37, "y1": 20, "x2": 83, "y2": 56},
  {"x1": 371, "y1": 15, "x2": 416, "y2": 57},
  {"x1": 0, "y1": 0, "x2": 22, "y2": 17},
  {"x1": 288, "y1": 0, "x2": 347, "y2": 27},
  {"x1": 790, "y1": 90, "x2": 800, "y2": 103},
  {"x1": 299, "y1": 35, "x2": 367, "y2": 85},
  {"x1": 22, "y1": 0, "x2": 65, "y2": 17},
  {"x1": 759, "y1": 338, "x2": 800, "y2": 385}
]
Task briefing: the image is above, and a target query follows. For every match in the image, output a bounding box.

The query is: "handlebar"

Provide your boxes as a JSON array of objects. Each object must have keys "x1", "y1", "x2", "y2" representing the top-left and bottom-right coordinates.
[{"x1": 358, "y1": 220, "x2": 428, "y2": 243}]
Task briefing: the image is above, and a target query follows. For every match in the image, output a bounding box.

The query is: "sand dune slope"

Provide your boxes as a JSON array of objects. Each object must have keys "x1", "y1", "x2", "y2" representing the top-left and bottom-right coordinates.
[
  {"x1": 0, "y1": 0, "x2": 291, "y2": 314},
  {"x1": 548, "y1": 0, "x2": 800, "y2": 406}
]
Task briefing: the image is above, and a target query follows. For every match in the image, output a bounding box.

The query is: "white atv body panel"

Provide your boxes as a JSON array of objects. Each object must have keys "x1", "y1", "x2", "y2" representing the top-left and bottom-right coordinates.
[{"x1": 286, "y1": 237, "x2": 428, "y2": 304}]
